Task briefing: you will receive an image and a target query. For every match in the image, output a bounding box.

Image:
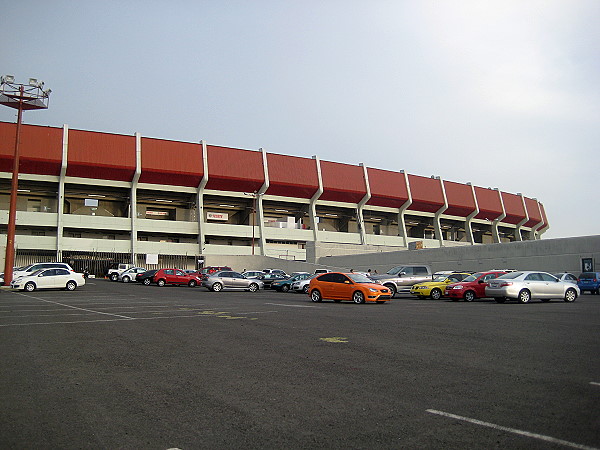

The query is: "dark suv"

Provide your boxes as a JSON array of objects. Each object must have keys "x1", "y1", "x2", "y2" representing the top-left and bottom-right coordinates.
[{"x1": 577, "y1": 272, "x2": 600, "y2": 294}]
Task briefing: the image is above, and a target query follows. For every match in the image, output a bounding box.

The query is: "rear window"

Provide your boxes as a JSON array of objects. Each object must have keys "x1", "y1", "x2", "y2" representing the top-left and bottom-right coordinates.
[
  {"x1": 579, "y1": 272, "x2": 598, "y2": 279},
  {"x1": 497, "y1": 272, "x2": 523, "y2": 280}
]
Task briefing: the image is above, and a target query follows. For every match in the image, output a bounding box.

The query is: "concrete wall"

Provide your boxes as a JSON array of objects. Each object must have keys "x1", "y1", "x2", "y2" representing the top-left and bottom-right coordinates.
[
  {"x1": 203, "y1": 235, "x2": 599, "y2": 276},
  {"x1": 317, "y1": 235, "x2": 600, "y2": 275}
]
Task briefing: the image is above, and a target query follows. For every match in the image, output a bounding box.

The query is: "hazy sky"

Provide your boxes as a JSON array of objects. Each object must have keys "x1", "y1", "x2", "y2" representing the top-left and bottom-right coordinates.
[{"x1": 2, "y1": 1, "x2": 599, "y2": 239}]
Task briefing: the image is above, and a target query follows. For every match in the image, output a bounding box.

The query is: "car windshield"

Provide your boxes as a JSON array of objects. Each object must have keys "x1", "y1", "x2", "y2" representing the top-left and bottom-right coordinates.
[
  {"x1": 579, "y1": 272, "x2": 596, "y2": 279},
  {"x1": 29, "y1": 270, "x2": 44, "y2": 276},
  {"x1": 16, "y1": 265, "x2": 30, "y2": 271},
  {"x1": 433, "y1": 276, "x2": 449, "y2": 282},
  {"x1": 348, "y1": 273, "x2": 374, "y2": 284},
  {"x1": 462, "y1": 272, "x2": 483, "y2": 282}
]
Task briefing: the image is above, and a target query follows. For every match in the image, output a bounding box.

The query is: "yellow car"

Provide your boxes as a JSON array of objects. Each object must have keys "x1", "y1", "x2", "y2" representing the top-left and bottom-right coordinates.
[{"x1": 410, "y1": 273, "x2": 472, "y2": 300}]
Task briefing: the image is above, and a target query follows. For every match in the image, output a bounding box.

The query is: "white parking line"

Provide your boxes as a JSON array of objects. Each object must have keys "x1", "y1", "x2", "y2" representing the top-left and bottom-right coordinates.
[
  {"x1": 264, "y1": 303, "x2": 317, "y2": 308},
  {"x1": 590, "y1": 382, "x2": 600, "y2": 387},
  {"x1": 426, "y1": 409, "x2": 598, "y2": 450},
  {"x1": 16, "y1": 293, "x2": 134, "y2": 320}
]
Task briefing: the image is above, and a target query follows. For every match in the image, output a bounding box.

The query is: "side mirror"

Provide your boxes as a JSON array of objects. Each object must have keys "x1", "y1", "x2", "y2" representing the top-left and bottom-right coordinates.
[{"x1": 478, "y1": 279, "x2": 485, "y2": 283}]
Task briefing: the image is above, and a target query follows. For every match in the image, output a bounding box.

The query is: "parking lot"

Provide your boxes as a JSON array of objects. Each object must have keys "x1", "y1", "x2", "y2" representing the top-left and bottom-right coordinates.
[{"x1": 1, "y1": 279, "x2": 599, "y2": 449}]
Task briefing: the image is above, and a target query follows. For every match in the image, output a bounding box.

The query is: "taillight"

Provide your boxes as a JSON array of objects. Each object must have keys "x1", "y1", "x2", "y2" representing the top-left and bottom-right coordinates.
[{"x1": 500, "y1": 282, "x2": 513, "y2": 287}]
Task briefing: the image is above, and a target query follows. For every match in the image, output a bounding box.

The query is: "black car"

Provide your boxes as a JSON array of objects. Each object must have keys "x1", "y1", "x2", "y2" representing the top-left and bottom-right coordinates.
[{"x1": 136, "y1": 269, "x2": 158, "y2": 285}]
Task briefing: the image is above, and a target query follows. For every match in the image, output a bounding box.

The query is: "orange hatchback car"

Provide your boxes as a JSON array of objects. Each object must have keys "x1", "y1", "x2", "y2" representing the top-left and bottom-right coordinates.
[{"x1": 308, "y1": 272, "x2": 392, "y2": 304}]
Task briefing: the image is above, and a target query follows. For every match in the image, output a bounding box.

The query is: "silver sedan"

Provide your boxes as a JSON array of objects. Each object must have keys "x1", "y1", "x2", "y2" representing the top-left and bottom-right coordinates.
[
  {"x1": 202, "y1": 271, "x2": 264, "y2": 292},
  {"x1": 485, "y1": 271, "x2": 580, "y2": 303}
]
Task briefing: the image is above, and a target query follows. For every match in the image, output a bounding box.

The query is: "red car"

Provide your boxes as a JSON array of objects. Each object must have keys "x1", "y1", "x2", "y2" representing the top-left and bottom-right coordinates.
[
  {"x1": 152, "y1": 269, "x2": 200, "y2": 287},
  {"x1": 445, "y1": 271, "x2": 507, "y2": 302}
]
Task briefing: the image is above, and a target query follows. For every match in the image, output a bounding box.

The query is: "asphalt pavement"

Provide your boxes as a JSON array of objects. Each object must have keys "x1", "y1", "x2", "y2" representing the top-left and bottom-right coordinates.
[{"x1": 1, "y1": 279, "x2": 599, "y2": 449}]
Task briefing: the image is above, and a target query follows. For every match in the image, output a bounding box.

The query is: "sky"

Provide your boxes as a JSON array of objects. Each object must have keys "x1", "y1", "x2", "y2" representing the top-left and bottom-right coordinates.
[{"x1": 1, "y1": 0, "x2": 599, "y2": 239}]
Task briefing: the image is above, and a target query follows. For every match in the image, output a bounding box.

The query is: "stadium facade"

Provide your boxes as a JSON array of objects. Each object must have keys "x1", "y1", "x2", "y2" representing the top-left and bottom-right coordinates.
[{"x1": 0, "y1": 121, "x2": 548, "y2": 272}]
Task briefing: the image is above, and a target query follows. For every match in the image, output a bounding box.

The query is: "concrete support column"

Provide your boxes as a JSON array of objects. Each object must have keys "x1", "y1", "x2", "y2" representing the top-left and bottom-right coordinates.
[
  {"x1": 492, "y1": 188, "x2": 506, "y2": 243},
  {"x1": 309, "y1": 155, "x2": 323, "y2": 243},
  {"x1": 433, "y1": 177, "x2": 448, "y2": 247},
  {"x1": 197, "y1": 140, "x2": 209, "y2": 254},
  {"x1": 357, "y1": 163, "x2": 371, "y2": 245},
  {"x1": 56, "y1": 124, "x2": 68, "y2": 262},
  {"x1": 514, "y1": 193, "x2": 529, "y2": 241},
  {"x1": 531, "y1": 200, "x2": 544, "y2": 240},
  {"x1": 256, "y1": 147, "x2": 270, "y2": 255},
  {"x1": 465, "y1": 182, "x2": 479, "y2": 245},
  {"x1": 397, "y1": 170, "x2": 412, "y2": 247},
  {"x1": 130, "y1": 132, "x2": 141, "y2": 264}
]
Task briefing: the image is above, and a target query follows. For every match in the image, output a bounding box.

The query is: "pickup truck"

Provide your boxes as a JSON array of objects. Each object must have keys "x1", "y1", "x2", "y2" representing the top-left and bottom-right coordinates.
[
  {"x1": 371, "y1": 265, "x2": 433, "y2": 297},
  {"x1": 107, "y1": 263, "x2": 136, "y2": 281}
]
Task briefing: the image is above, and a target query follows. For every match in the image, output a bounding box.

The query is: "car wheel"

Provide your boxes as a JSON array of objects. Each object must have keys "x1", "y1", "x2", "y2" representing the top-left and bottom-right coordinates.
[
  {"x1": 281, "y1": 285, "x2": 289, "y2": 293},
  {"x1": 430, "y1": 288, "x2": 442, "y2": 300},
  {"x1": 564, "y1": 288, "x2": 577, "y2": 303},
  {"x1": 188, "y1": 280, "x2": 197, "y2": 288},
  {"x1": 143, "y1": 278, "x2": 151, "y2": 286},
  {"x1": 310, "y1": 289, "x2": 322, "y2": 302},
  {"x1": 211, "y1": 282, "x2": 223, "y2": 292},
  {"x1": 494, "y1": 297, "x2": 506, "y2": 303},
  {"x1": 110, "y1": 273, "x2": 118, "y2": 281},
  {"x1": 122, "y1": 276, "x2": 130, "y2": 283},
  {"x1": 353, "y1": 291, "x2": 366, "y2": 304},
  {"x1": 384, "y1": 283, "x2": 396, "y2": 298},
  {"x1": 463, "y1": 291, "x2": 476, "y2": 302},
  {"x1": 518, "y1": 289, "x2": 531, "y2": 303},
  {"x1": 24, "y1": 282, "x2": 36, "y2": 292},
  {"x1": 157, "y1": 279, "x2": 166, "y2": 287},
  {"x1": 303, "y1": 285, "x2": 309, "y2": 294},
  {"x1": 65, "y1": 281, "x2": 77, "y2": 291},
  {"x1": 248, "y1": 283, "x2": 258, "y2": 292}
]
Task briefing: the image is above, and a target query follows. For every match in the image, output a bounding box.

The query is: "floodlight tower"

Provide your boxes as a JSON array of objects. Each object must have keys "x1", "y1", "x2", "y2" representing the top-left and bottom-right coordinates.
[{"x1": 0, "y1": 75, "x2": 51, "y2": 285}]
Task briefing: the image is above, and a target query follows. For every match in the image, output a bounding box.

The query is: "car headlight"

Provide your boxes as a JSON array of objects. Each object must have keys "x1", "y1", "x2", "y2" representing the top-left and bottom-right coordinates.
[
  {"x1": 454, "y1": 285, "x2": 464, "y2": 289},
  {"x1": 369, "y1": 288, "x2": 379, "y2": 293}
]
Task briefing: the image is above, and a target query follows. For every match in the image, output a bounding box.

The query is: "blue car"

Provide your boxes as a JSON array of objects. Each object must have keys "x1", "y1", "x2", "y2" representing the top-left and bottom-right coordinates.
[{"x1": 577, "y1": 272, "x2": 600, "y2": 294}]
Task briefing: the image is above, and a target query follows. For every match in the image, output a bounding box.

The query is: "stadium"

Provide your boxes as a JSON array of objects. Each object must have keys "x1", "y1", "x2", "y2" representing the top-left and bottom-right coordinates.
[{"x1": 0, "y1": 121, "x2": 547, "y2": 272}]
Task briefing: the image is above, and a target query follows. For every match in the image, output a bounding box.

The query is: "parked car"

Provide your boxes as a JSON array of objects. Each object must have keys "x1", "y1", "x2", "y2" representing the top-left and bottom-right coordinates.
[
  {"x1": 552, "y1": 272, "x2": 578, "y2": 284},
  {"x1": 260, "y1": 272, "x2": 288, "y2": 289},
  {"x1": 410, "y1": 272, "x2": 472, "y2": 300},
  {"x1": 136, "y1": 269, "x2": 158, "y2": 285},
  {"x1": 577, "y1": 272, "x2": 600, "y2": 294},
  {"x1": 486, "y1": 271, "x2": 580, "y2": 303},
  {"x1": 371, "y1": 265, "x2": 433, "y2": 297},
  {"x1": 291, "y1": 276, "x2": 316, "y2": 294},
  {"x1": 11, "y1": 268, "x2": 85, "y2": 292},
  {"x1": 445, "y1": 271, "x2": 507, "y2": 302},
  {"x1": 202, "y1": 271, "x2": 264, "y2": 292},
  {"x1": 242, "y1": 270, "x2": 265, "y2": 279},
  {"x1": 107, "y1": 263, "x2": 136, "y2": 281},
  {"x1": 270, "y1": 272, "x2": 312, "y2": 292},
  {"x1": 196, "y1": 266, "x2": 232, "y2": 281},
  {"x1": 263, "y1": 269, "x2": 287, "y2": 276},
  {"x1": 2, "y1": 262, "x2": 75, "y2": 284},
  {"x1": 152, "y1": 269, "x2": 200, "y2": 287},
  {"x1": 308, "y1": 272, "x2": 392, "y2": 304},
  {"x1": 118, "y1": 267, "x2": 147, "y2": 283}
]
